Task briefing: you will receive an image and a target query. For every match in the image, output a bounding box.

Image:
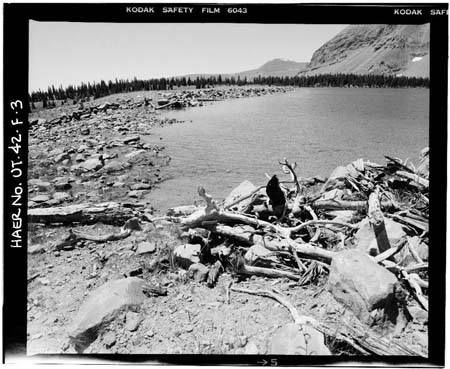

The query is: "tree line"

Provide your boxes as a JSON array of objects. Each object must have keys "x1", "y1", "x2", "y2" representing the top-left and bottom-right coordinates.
[{"x1": 29, "y1": 73, "x2": 429, "y2": 105}]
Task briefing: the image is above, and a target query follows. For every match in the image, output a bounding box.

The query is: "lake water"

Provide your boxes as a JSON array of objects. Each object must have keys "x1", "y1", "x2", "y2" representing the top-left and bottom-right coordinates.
[{"x1": 144, "y1": 88, "x2": 429, "y2": 211}]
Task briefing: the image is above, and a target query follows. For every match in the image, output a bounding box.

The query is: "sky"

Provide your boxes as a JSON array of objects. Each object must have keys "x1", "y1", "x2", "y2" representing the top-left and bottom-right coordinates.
[{"x1": 29, "y1": 22, "x2": 347, "y2": 92}]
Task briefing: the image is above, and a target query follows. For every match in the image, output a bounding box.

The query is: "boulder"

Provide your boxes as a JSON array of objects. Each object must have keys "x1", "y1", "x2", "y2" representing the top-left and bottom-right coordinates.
[
  {"x1": 173, "y1": 244, "x2": 201, "y2": 268},
  {"x1": 125, "y1": 149, "x2": 147, "y2": 159},
  {"x1": 123, "y1": 217, "x2": 142, "y2": 231},
  {"x1": 102, "y1": 160, "x2": 125, "y2": 173},
  {"x1": 54, "y1": 152, "x2": 71, "y2": 163},
  {"x1": 354, "y1": 217, "x2": 406, "y2": 256},
  {"x1": 52, "y1": 192, "x2": 71, "y2": 203},
  {"x1": 54, "y1": 178, "x2": 72, "y2": 191},
  {"x1": 187, "y1": 263, "x2": 209, "y2": 282},
  {"x1": 244, "y1": 244, "x2": 276, "y2": 264},
  {"x1": 269, "y1": 323, "x2": 331, "y2": 355},
  {"x1": 75, "y1": 154, "x2": 86, "y2": 162},
  {"x1": 68, "y1": 277, "x2": 145, "y2": 352},
  {"x1": 30, "y1": 194, "x2": 50, "y2": 203},
  {"x1": 80, "y1": 158, "x2": 103, "y2": 171},
  {"x1": 125, "y1": 311, "x2": 143, "y2": 332},
  {"x1": 244, "y1": 341, "x2": 259, "y2": 355},
  {"x1": 28, "y1": 244, "x2": 46, "y2": 254},
  {"x1": 223, "y1": 180, "x2": 257, "y2": 211},
  {"x1": 136, "y1": 241, "x2": 156, "y2": 255},
  {"x1": 102, "y1": 331, "x2": 116, "y2": 348},
  {"x1": 327, "y1": 249, "x2": 399, "y2": 322}
]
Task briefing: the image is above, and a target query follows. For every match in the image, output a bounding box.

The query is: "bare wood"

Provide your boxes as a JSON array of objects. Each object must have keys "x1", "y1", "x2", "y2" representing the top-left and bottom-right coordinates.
[
  {"x1": 368, "y1": 188, "x2": 392, "y2": 257},
  {"x1": 401, "y1": 270, "x2": 428, "y2": 311},
  {"x1": 72, "y1": 228, "x2": 131, "y2": 242},
  {"x1": 239, "y1": 264, "x2": 301, "y2": 281},
  {"x1": 207, "y1": 260, "x2": 223, "y2": 288},
  {"x1": 396, "y1": 170, "x2": 429, "y2": 188},
  {"x1": 230, "y1": 285, "x2": 316, "y2": 325},
  {"x1": 312, "y1": 198, "x2": 396, "y2": 211},
  {"x1": 304, "y1": 205, "x2": 321, "y2": 242},
  {"x1": 406, "y1": 237, "x2": 424, "y2": 263},
  {"x1": 167, "y1": 205, "x2": 202, "y2": 216},
  {"x1": 374, "y1": 239, "x2": 407, "y2": 263},
  {"x1": 28, "y1": 202, "x2": 140, "y2": 225}
]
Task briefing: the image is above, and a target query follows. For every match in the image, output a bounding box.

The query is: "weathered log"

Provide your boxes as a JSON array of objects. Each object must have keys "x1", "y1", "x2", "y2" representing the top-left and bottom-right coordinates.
[
  {"x1": 368, "y1": 188, "x2": 392, "y2": 258},
  {"x1": 311, "y1": 198, "x2": 396, "y2": 211},
  {"x1": 54, "y1": 228, "x2": 131, "y2": 250},
  {"x1": 238, "y1": 264, "x2": 301, "y2": 281},
  {"x1": 396, "y1": 170, "x2": 429, "y2": 189},
  {"x1": 28, "y1": 202, "x2": 140, "y2": 225}
]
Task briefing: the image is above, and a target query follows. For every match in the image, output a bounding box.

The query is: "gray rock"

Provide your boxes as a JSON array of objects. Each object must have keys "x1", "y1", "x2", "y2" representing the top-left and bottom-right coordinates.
[
  {"x1": 244, "y1": 341, "x2": 259, "y2": 355},
  {"x1": 327, "y1": 249, "x2": 399, "y2": 322},
  {"x1": 30, "y1": 194, "x2": 50, "y2": 203},
  {"x1": 187, "y1": 263, "x2": 209, "y2": 282},
  {"x1": 174, "y1": 244, "x2": 201, "y2": 268},
  {"x1": 223, "y1": 180, "x2": 257, "y2": 211},
  {"x1": 244, "y1": 244, "x2": 276, "y2": 264},
  {"x1": 128, "y1": 190, "x2": 144, "y2": 198},
  {"x1": 122, "y1": 135, "x2": 140, "y2": 144},
  {"x1": 28, "y1": 244, "x2": 46, "y2": 254},
  {"x1": 125, "y1": 149, "x2": 146, "y2": 159},
  {"x1": 355, "y1": 217, "x2": 406, "y2": 256},
  {"x1": 81, "y1": 127, "x2": 90, "y2": 135},
  {"x1": 80, "y1": 158, "x2": 103, "y2": 171},
  {"x1": 77, "y1": 144, "x2": 89, "y2": 153},
  {"x1": 130, "y1": 183, "x2": 152, "y2": 190},
  {"x1": 136, "y1": 241, "x2": 156, "y2": 255},
  {"x1": 123, "y1": 217, "x2": 142, "y2": 231},
  {"x1": 269, "y1": 323, "x2": 331, "y2": 355},
  {"x1": 54, "y1": 152, "x2": 71, "y2": 163},
  {"x1": 54, "y1": 178, "x2": 72, "y2": 191},
  {"x1": 102, "y1": 160, "x2": 125, "y2": 173},
  {"x1": 52, "y1": 192, "x2": 71, "y2": 203},
  {"x1": 68, "y1": 277, "x2": 145, "y2": 352},
  {"x1": 103, "y1": 331, "x2": 116, "y2": 348},
  {"x1": 125, "y1": 311, "x2": 143, "y2": 332},
  {"x1": 75, "y1": 153, "x2": 86, "y2": 162}
]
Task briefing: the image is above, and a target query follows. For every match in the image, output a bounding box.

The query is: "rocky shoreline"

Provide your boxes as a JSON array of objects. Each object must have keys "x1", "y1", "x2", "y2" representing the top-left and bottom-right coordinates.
[{"x1": 27, "y1": 86, "x2": 429, "y2": 358}]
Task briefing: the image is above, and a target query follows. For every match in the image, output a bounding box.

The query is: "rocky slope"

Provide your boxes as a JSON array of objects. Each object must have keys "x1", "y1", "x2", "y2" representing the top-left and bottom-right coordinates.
[{"x1": 299, "y1": 24, "x2": 430, "y2": 77}]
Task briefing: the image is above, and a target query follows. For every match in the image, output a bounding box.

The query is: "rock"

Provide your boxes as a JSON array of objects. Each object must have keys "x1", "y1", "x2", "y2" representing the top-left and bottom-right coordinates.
[
  {"x1": 123, "y1": 217, "x2": 142, "y2": 231},
  {"x1": 322, "y1": 166, "x2": 350, "y2": 191},
  {"x1": 125, "y1": 311, "x2": 143, "y2": 332},
  {"x1": 173, "y1": 244, "x2": 201, "y2": 268},
  {"x1": 244, "y1": 341, "x2": 259, "y2": 355},
  {"x1": 187, "y1": 263, "x2": 209, "y2": 282},
  {"x1": 30, "y1": 194, "x2": 50, "y2": 203},
  {"x1": 320, "y1": 188, "x2": 345, "y2": 201},
  {"x1": 125, "y1": 149, "x2": 147, "y2": 159},
  {"x1": 80, "y1": 158, "x2": 103, "y2": 171},
  {"x1": 327, "y1": 249, "x2": 399, "y2": 322},
  {"x1": 103, "y1": 331, "x2": 116, "y2": 348},
  {"x1": 128, "y1": 190, "x2": 143, "y2": 198},
  {"x1": 52, "y1": 192, "x2": 71, "y2": 203},
  {"x1": 136, "y1": 241, "x2": 156, "y2": 255},
  {"x1": 244, "y1": 244, "x2": 276, "y2": 264},
  {"x1": 68, "y1": 277, "x2": 145, "y2": 352},
  {"x1": 328, "y1": 210, "x2": 356, "y2": 223},
  {"x1": 54, "y1": 178, "x2": 72, "y2": 191},
  {"x1": 77, "y1": 144, "x2": 89, "y2": 153},
  {"x1": 223, "y1": 180, "x2": 257, "y2": 211},
  {"x1": 102, "y1": 160, "x2": 124, "y2": 173},
  {"x1": 31, "y1": 180, "x2": 52, "y2": 191},
  {"x1": 28, "y1": 244, "x2": 46, "y2": 254},
  {"x1": 81, "y1": 127, "x2": 90, "y2": 135},
  {"x1": 75, "y1": 153, "x2": 86, "y2": 162},
  {"x1": 269, "y1": 323, "x2": 331, "y2": 355},
  {"x1": 130, "y1": 183, "x2": 152, "y2": 190},
  {"x1": 54, "y1": 152, "x2": 71, "y2": 163},
  {"x1": 354, "y1": 217, "x2": 406, "y2": 256},
  {"x1": 122, "y1": 135, "x2": 140, "y2": 144}
]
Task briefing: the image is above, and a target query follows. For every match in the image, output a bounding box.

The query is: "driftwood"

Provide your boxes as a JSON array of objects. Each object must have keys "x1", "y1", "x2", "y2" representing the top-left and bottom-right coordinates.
[
  {"x1": 28, "y1": 202, "x2": 140, "y2": 225},
  {"x1": 238, "y1": 264, "x2": 301, "y2": 281},
  {"x1": 368, "y1": 188, "x2": 392, "y2": 258},
  {"x1": 54, "y1": 228, "x2": 131, "y2": 250},
  {"x1": 207, "y1": 260, "x2": 223, "y2": 288},
  {"x1": 396, "y1": 170, "x2": 429, "y2": 188}
]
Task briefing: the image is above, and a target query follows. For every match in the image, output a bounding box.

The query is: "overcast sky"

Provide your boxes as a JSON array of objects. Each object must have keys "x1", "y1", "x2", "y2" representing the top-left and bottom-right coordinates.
[{"x1": 29, "y1": 22, "x2": 347, "y2": 92}]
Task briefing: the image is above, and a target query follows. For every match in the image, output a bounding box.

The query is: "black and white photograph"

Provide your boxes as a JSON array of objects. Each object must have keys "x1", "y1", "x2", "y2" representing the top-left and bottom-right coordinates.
[{"x1": 3, "y1": 2, "x2": 447, "y2": 365}]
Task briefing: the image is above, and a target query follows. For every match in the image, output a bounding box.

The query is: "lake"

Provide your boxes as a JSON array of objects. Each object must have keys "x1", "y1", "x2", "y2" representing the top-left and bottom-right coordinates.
[{"x1": 144, "y1": 88, "x2": 429, "y2": 211}]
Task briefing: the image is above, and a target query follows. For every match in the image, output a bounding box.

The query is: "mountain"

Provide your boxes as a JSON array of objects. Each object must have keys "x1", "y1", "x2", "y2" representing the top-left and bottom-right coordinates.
[
  {"x1": 181, "y1": 59, "x2": 308, "y2": 81},
  {"x1": 233, "y1": 59, "x2": 308, "y2": 79},
  {"x1": 299, "y1": 24, "x2": 429, "y2": 78}
]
